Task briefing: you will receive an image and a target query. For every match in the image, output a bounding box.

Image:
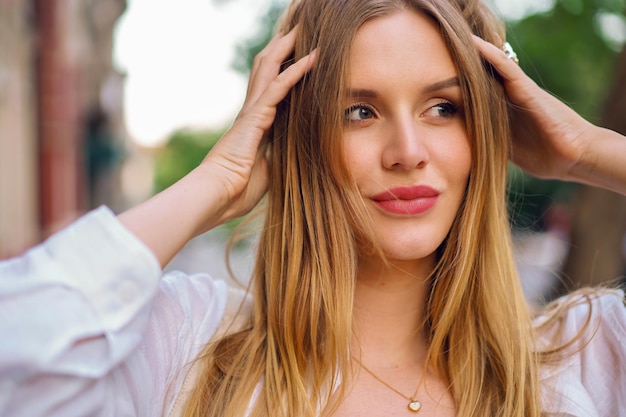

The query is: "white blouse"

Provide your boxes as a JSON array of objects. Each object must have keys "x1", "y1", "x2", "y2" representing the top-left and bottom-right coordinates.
[{"x1": 0, "y1": 207, "x2": 624, "y2": 417}]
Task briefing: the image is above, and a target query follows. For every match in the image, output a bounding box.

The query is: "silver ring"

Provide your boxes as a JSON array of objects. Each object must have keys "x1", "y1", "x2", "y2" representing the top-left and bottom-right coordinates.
[{"x1": 502, "y1": 42, "x2": 519, "y2": 65}]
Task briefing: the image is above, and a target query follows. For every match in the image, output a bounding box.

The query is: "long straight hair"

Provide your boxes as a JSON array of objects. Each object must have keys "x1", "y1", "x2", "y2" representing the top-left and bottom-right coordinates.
[{"x1": 183, "y1": 1, "x2": 541, "y2": 416}]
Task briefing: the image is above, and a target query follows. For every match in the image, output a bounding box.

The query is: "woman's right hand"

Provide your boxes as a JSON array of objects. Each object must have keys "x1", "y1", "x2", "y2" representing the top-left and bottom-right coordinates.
[
  {"x1": 119, "y1": 28, "x2": 316, "y2": 267},
  {"x1": 201, "y1": 27, "x2": 316, "y2": 225}
]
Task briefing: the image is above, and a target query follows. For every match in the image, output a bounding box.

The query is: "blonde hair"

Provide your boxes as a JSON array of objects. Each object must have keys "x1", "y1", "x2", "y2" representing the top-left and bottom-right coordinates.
[{"x1": 183, "y1": 1, "x2": 542, "y2": 416}]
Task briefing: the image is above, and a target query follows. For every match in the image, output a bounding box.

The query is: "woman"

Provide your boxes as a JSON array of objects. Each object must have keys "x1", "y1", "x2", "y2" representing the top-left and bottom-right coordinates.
[{"x1": 1, "y1": 0, "x2": 625, "y2": 416}]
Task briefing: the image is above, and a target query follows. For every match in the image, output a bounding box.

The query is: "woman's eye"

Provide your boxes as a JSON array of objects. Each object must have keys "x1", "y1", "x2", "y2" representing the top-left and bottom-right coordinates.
[
  {"x1": 344, "y1": 105, "x2": 375, "y2": 122},
  {"x1": 425, "y1": 101, "x2": 459, "y2": 118}
]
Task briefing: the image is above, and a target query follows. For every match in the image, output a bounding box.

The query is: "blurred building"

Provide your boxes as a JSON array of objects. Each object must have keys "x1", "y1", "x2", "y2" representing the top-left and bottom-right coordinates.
[{"x1": 0, "y1": 0, "x2": 127, "y2": 258}]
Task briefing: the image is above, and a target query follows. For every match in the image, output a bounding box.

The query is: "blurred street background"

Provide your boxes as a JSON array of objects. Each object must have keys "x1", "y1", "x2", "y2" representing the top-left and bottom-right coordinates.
[{"x1": 1, "y1": 0, "x2": 625, "y2": 304}]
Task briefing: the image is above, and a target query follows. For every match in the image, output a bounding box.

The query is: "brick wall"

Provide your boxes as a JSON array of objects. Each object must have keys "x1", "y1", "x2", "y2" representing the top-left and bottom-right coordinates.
[
  {"x1": 0, "y1": 0, "x2": 127, "y2": 258},
  {"x1": 0, "y1": 0, "x2": 39, "y2": 257}
]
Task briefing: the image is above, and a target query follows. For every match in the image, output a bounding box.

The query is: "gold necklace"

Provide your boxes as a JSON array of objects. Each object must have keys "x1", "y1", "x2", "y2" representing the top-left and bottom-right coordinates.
[{"x1": 355, "y1": 358, "x2": 422, "y2": 413}]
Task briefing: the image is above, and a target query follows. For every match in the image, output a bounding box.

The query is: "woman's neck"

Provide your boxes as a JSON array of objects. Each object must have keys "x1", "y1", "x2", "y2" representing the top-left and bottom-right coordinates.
[{"x1": 352, "y1": 256, "x2": 434, "y2": 367}]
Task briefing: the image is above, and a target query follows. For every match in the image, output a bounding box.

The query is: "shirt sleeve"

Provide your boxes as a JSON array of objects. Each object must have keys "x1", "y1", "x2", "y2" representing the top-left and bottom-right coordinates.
[
  {"x1": 0, "y1": 207, "x2": 230, "y2": 417},
  {"x1": 538, "y1": 291, "x2": 626, "y2": 417}
]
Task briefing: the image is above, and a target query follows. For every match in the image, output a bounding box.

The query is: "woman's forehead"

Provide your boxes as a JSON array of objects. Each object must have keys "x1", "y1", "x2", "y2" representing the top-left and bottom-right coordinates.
[{"x1": 347, "y1": 10, "x2": 458, "y2": 88}]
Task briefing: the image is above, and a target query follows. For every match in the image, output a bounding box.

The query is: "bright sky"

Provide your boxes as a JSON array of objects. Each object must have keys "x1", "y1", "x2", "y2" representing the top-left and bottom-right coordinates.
[
  {"x1": 114, "y1": 0, "x2": 277, "y2": 147},
  {"x1": 113, "y1": 0, "x2": 585, "y2": 148}
]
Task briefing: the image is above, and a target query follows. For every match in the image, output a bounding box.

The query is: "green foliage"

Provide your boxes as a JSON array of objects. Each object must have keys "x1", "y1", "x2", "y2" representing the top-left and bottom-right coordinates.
[
  {"x1": 508, "y1": 0, "x2": 618, "y2": 122},
  {"x1": 153, "y1": 128, "x2": 224, "y2": 193},
  {"x1": 231, "y1": 2, "x2": 285, "y2": 75},
  {"x1": 590, "y1": 0, "x2": 625, "y2": 13},
  {"x1": 507, "y1": 165, "x2": 576, "y2": 230}
]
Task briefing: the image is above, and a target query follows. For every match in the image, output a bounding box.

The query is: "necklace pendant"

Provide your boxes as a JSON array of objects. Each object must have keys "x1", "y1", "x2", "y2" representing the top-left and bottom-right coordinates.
[{"x1": 408, "y1": 400, "x2": 422, "y2": 412}]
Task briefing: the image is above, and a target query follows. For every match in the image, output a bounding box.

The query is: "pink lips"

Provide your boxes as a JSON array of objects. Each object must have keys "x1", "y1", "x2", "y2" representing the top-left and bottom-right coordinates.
[{"x1": 371, "y1": 186, "x2": 440, "y2": 215}]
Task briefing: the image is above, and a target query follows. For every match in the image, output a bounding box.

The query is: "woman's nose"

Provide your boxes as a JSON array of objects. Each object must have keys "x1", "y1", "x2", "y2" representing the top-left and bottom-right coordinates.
[{"x1": 382, "y1": 117, "x2": 430, "y2": 170}]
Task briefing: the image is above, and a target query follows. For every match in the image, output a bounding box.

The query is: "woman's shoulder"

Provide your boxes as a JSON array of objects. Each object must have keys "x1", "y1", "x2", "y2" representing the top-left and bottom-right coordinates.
[
  {"x1": 153, "y1": 273, "x2": 253, "y2": 417},
  {"x1": 535, "y1": 289, "x2": 626, "y2": 417},
  {"x1": 155, "y1": 271, "x2": 253, "y2": 344},
  {"x1": 534, "y1": 289, "x2": 625, "y2": 345},
  {"x1": 538, "y1": 287, "x2": 622, "y2": 318}
]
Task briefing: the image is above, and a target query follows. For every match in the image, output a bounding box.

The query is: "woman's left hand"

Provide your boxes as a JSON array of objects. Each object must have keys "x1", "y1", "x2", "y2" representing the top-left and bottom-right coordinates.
[
  {"x1": 472, "y1": 35, "x2": 592, "y2": 181},
  {"x1": 473, "y1": 35, "x2": 626, "y2": 196}
]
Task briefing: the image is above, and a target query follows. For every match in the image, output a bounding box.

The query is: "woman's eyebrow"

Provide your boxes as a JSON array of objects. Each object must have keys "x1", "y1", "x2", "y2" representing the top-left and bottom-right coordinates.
[
  {"x1": 346, "y1": 77, "x2": 460, "y2": 98},
  {"x1": 347, "y1": 89, "x2": 378, "y2": 98},
  {"x1": 422, "y1": 76, "x2": 460, "y2": 93}
]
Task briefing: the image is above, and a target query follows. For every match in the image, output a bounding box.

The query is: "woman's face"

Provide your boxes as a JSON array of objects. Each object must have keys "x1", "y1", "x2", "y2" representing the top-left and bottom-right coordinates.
[{"x1": 342, "y1": 9, "x2": 471, "y2": 269}]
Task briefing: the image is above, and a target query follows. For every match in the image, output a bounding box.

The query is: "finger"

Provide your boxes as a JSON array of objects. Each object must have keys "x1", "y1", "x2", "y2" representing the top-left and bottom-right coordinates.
[
  {"x1": 471, "y1": 34, "x2": 546, "y2": 109},
  {"x1": 247, "y1": 27, "x2": 300, "y2": 102},
  {"x1": 226, "y1": 49, "x2": 317, "y2": 152},
  {"x1": 253, "y1": 49, "x2": 318, "y2": 125},
  {"x1": 248, "y1": 27, "x2": 297, "y2": 82},
  {"x1": 471, "y1": 34, "x2": 525, "y2": 82}
]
